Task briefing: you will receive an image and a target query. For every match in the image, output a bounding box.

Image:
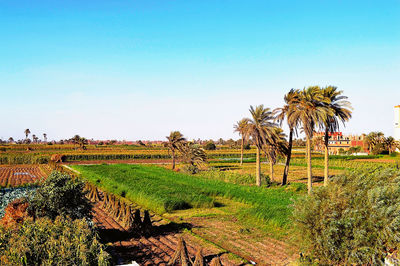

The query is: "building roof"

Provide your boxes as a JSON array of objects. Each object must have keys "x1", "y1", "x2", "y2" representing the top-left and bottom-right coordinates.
[{"x1": 395, "y1": 105, "x2": 400, "y2": 108}]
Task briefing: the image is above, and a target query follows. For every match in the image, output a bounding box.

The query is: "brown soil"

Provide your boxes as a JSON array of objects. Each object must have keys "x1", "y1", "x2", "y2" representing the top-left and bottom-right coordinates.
[
  {"x1": 0, "y1": 165, "x2": 49, "y2": 187},
  {"x1": 92, "y1": 204, "x2": 245, "y2": 265}
]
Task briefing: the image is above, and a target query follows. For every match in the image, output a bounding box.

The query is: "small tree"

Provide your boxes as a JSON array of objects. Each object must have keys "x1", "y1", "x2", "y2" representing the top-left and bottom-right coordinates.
[{"x1": 29, "y1": 171, "x2": 92, "y2": 220}]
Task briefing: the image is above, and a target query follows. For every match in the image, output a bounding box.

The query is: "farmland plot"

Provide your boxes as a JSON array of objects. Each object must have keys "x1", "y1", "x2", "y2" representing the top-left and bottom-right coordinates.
[{"x1": 0, "y1": 165, "x2": 49, "y2": 187}]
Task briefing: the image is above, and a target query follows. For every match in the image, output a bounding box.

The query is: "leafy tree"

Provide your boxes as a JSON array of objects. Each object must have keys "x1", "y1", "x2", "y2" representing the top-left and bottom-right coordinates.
[
  {"x1": 386, "y1": 136, "x2": 399, "y2": 154},
  {"x1": 274, "y1": 89, "x2": 301, "y2": 185},
  {"x1": 321, "y1": 86, "x2": 352, "y2": 186},
  {"x1": 246, "y1": 105, "x2": 278, "y2": 186},
  {"x1": 234, "y1": 118, "x2": 250, "y2": 165},
  {"x1": 165, "y1": 131, "x2": 186, "y2": 170},
  {"x1": 29, "y1": 171, "x2": 92, "y2": 220},
  {"x1": 293, "y1": 168, "x2": 400, "y2": 265}
]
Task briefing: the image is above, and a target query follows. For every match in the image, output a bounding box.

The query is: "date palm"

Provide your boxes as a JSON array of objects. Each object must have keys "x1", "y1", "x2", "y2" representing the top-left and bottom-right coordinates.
[
  {"x1": 246, "y1": 105, "x2": 278, "y2": 186},
  {"x1": 289, "y1": 86, "x2": 332, "y2": 194},
  {"x1": 165, "y1": 131, "x2": 186, "y2": 170},
  {"x1": 181, "y1": 142, "x2": 207, "y2": 168},
  {"x1": 234, "y1": 118, "x2": 250, "y2": 165},
  {"x1": 264, "y1": 128, "x2": 288, "y2": 182},
  {"x1": 386, "y1": 136, "x2": 398, "y2": 154},
  {"x1": 24, "y1": 129, "x2": 30, "y2": 140},
  {"x1": 321, "y1": 86, "x2": 352, "y2": 186},
  {"x1": 273, "y1": 89, "x2": 301, "y2": 185}
]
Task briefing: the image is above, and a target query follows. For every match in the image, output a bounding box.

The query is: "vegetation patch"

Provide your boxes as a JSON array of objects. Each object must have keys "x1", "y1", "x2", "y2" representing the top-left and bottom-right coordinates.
[{"x1": 73, "y1": 164, "x2": 302, "y2": 228}]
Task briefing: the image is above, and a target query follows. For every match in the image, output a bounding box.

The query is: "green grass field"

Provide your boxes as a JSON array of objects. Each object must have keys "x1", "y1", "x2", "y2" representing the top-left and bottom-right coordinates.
[{"x1": 72, "y1": 164, "x2": 305, "y2": 228}]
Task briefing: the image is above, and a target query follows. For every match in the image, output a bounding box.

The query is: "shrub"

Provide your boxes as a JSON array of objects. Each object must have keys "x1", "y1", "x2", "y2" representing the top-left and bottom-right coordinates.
[
  {"x1": 0, "y1": 216, "x2": 110, "y2": 265},
  {"x1": 293, "y1": 168, "x2": 400, "y2": 264},
  {"x1": 204, "y1": 142, "x2": 216, "y2": 150},
  {"x1": 29, "y1": 171, "x2": 92, "y2": 220}
]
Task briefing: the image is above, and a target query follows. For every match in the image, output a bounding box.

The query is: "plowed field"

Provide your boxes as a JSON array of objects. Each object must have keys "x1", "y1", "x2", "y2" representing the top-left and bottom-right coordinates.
[{"x1": 0, "y1": 165, "x2": 50, "y2": 187}]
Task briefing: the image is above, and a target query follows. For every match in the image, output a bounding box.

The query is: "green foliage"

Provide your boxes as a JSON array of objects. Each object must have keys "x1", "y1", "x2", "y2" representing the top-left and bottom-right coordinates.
[
  {"x1": 0, "y1": 216, "x2": 110, "y2": 265},
  {"x1": 73, "y1": 164, "x2": 300, "y2": 228},
  {"x1": 243, "y1": 143, "x2": 251, "y2": 150},
  {"x1": 204, "y1": 142, "x2": 217, "y2": 150},
  {"x1": 29, "y1": 171, "x2": 92, "y2": 220},
  {"x1": 293, "y1": 168, "x2": 400, "y2": 265}
]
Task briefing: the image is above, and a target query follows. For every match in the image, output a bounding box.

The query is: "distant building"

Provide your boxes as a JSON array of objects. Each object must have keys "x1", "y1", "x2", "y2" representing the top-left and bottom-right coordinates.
[
  {"x1": 395, "y1": 105, "x2": 400, "y2": 142},
  {"x1": 313, "y1": 132, "x2": 368, "y2": 155}
]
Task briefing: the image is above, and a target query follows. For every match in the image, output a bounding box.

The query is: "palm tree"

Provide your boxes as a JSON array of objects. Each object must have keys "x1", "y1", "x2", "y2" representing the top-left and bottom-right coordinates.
[
  {"x1": 321, "y1": 86, "x2": 352, "y2": 186},
  {"x1": 24, "y1": 129, "x2": 30, "y2": 140},
  {"x1": 233, "y1": 118, "x2": 250, "y2": 165},
  {"x1": 246, "y1": 105, "x2": 278, "y2": 186},
  {"x1": 165, "y1": 131, "x2": 186, "y2": 170},
  {"x1": 289, "y1": 87, "x2": 332, "y2": 194},
  {"x1": 386, "y1": 136, "x2": 398, "y2": 154},
  {"x1": 181, "y1": 142, "x2": 207, "y2": 172},
  {"x1": 273, "y1": 89, "x2": 301, "y2": 185},
  {"x1": 32, "y1": 134, "x2": 37, "y2": 143},
  {"x1": 264, "y1": 128, "x2": 288, "y2": 182},
  {"x1": 366, "y1": 132, "x2": 385, "y2": 152},
  {"x1": 43, "y1": 133, "x2": 47, "y2": 142}
]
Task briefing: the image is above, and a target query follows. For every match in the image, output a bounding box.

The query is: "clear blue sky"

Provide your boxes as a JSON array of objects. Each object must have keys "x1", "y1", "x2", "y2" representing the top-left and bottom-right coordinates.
[{"x1": 1, "y1": 1, "x2": 399, "y2": 141}]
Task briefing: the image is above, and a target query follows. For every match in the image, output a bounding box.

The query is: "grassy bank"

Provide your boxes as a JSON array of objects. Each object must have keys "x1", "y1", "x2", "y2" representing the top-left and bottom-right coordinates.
[{"x1": 72, "y1": 164, "x2": 303, "y2": 228}]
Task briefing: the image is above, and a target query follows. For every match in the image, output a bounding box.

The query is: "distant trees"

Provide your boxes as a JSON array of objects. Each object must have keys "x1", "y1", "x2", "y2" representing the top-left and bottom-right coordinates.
[
  {"x1": 43, "y1": 133, "x2": 47, "y2": 142},
  {"x1": 71, "y1": 135, "x2": 88, "y2": 150},
  {"x1": 366, "y1": 132, "x2": 399, "y2": 155}
]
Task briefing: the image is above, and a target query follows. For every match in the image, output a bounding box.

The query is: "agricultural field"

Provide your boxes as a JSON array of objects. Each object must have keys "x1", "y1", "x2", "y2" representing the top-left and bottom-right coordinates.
[{"x1": 0, "y1": 165, "x2": 50, "y2": 187}]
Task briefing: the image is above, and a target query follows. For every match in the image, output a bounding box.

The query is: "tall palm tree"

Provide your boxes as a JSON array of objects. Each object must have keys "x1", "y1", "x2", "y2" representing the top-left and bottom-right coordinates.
[
  {"x1": 234, "y1": 118, "x2": 250, "y2": 165},
  {"x1": 321, "y1": 86, "x2": 352, "y2": 186},
  {"x1": 43, "y1": 133, "x2": 47, "y2": 142},
  {"x1": 165, "y1": 131, "x2": 186, "y2": 170},
  {"x1": 24, "y1": 129, "x2": 30, "y2": 140},
  {"x1": 289, "y1": 87, "x2": 332, "y2": 194},
  {"x1": 264, "y1": 128, "x2": 288, "y2": 182},
  {"x1": 246, "y1": 105, "x2": 278, "y2": 186},
  {"x1": 273, "y1": 89, "x2": 301, "y2": 185}
]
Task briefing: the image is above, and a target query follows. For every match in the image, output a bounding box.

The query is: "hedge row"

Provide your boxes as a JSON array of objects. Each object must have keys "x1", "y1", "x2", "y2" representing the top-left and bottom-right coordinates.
[{"x1": 0, "y1": 154, "x2": 49, "y2": 164}]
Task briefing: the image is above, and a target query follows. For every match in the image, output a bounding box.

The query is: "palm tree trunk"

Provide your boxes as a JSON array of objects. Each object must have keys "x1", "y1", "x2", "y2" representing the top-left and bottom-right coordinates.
[
  {"x1": 282, "y1": 128, "x2": 293, "y2": 185},
  {"x1": 255, "y1": 146, "x2": 261, "y2": 186},
  {"x1": 172, "y1": 149, "x2": 176, "y2": 170},
  {"x1": 306, "y1": 136, "x2": 313, "y2": 194},
  {"x1": 324, "y1": 128, "x2": 329, "y2": 186},
  {"x1": 240, "y1": 136, "x2": 244, "y2": 165},
  {"x1": 269, "y1": 160, "x2": 274, "y2": 182}
]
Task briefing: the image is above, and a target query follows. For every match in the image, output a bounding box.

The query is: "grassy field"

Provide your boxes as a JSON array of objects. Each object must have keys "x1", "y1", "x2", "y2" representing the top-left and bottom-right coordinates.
[{"x1": 73, "y1": 164, "x2": 305, "y2": 229}]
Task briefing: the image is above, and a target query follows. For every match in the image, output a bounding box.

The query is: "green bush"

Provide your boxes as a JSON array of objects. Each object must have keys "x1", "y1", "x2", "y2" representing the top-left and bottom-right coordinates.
[
  {"x1": 0, "y1": 216, "x2": 109, "y2": 265},
  {"x1": 29, "y1": 171, "x2": 92, "y2": 220},
  {"x1": 204, "y1": 142, "x2": 217, "y2": 150},
  {"x1": 293, "y1": 167, "x2": 400, "y2": 264}
]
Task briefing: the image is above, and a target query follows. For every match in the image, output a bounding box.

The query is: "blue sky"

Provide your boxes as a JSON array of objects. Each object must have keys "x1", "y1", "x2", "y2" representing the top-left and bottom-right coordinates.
[{"x1": 1, "y1": 1, "x2": 399, "y2": 141}]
